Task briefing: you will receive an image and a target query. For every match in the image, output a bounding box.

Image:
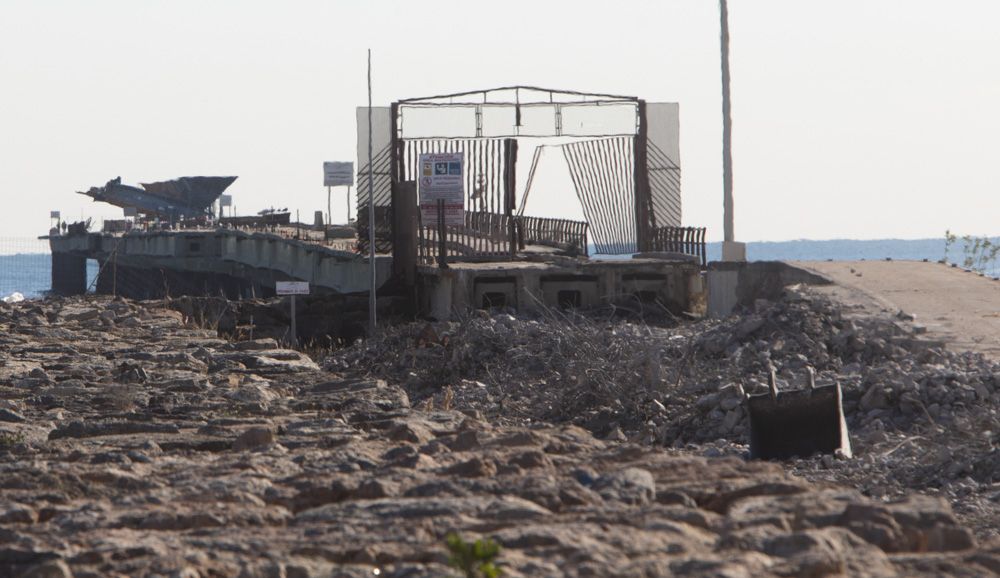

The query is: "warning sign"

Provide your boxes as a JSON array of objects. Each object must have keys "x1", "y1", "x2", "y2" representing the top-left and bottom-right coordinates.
[{"x1": 418, "y1": 152, "x2": 464, "y2": 226}]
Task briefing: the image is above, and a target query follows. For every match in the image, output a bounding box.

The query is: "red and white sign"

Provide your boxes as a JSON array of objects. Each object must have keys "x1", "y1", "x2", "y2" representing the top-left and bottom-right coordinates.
[{"x1": 418, "y1": 152, "x2": 464, "y2": 226}]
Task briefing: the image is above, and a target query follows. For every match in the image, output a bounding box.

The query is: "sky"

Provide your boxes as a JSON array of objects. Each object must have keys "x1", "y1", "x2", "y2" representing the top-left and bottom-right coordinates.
[{"x1": 1, "y1": 0, "x2": 999, "y2": 243}]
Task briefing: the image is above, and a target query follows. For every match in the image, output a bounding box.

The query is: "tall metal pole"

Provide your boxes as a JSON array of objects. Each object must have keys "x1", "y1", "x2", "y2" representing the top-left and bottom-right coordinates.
[
  {"x1": 720, "y1": 0, "x2": 735, "y2": 244},
  {"x1": 367, "y1": 49, "x2": 377, "y2": 334},
  {"x1": 346, "y1": 185, "x2": 352, "y2": 224},
  {"x1": 326, "y1": 185, "x2": 332, "y2": 233}
]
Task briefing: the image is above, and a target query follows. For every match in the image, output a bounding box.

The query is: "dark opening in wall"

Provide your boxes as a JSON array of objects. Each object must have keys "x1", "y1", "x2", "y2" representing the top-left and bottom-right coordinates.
[
  {"x1": 634, "y1": 290, "x2": 659, "y2": 304},
  {"x1": 481, "y1": 292, "x2": 508, "y2": 309},
  {"x1": 557, "y1": 290, "x2": 582, "y2": 309},
  {"x1": 189, "y1": 242, "x2": 201, "y2": 253}
]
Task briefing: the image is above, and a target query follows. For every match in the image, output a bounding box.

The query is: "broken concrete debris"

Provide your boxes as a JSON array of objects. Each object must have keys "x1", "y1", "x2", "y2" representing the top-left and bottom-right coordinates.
[{"x1": 0, "y1": 291, "x2": 998, "y2": 576}]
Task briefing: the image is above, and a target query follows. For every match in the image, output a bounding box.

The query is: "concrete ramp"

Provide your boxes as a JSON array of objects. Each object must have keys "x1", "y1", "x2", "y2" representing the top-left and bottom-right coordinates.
[{"x1": 796, "y1": 260, "x2": 1000, "y2": 359}]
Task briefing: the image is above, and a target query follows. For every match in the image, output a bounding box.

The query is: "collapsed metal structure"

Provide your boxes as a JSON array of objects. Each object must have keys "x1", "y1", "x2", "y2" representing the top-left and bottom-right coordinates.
[
  {"x1": 356, "y1": 86, "x2": 700, "y2": 269},
  {"x1": 78, "y1": 176, "x2": 237, "y2": 219}
]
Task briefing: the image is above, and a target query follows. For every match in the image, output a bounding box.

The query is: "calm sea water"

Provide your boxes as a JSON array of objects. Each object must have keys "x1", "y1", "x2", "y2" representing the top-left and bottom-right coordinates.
[
  {"x1": 708, "y1": 238, "x2": 948, "y2": 263},
  {"x1": 0, "y1": 253, "x2": 99, "y2": 300},
  {"x1": 1, "y1": 237, "x2": 996, "y2": 300}
]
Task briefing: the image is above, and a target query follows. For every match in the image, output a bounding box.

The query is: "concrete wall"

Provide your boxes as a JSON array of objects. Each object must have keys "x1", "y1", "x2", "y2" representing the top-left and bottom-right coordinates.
[
  {"x1": 418, "y1": 259, "x2": 701, "y2": 320},
  {"x1": 707, "y1": 261, "x2": 831, "y2": 317}
]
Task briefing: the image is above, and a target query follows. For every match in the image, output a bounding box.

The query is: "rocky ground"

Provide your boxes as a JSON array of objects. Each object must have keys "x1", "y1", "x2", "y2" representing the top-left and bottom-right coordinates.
[{"x1": 0, "y1": 293, "x2": 999, "y2": 576}]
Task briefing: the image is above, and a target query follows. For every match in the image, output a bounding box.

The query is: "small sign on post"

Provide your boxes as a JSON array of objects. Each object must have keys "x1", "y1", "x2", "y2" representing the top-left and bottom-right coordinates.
[
  {"x1": 276, "y1": 281, "x2": 310, "y2": 347},
  {"x1": 219, "y1": 195, "x2": 232, "y2": 220},
  {"x1": 323, "y1": 162, "x2": 355, "y2": 228},
  {"x1": 323, "y1": 162, "x2": 354, "y2": 187},
  {"x1": 123, "y1": 207, "x2": 138, "y2": 218},
  {"x1": 50, "y1": 211, "x2": 61, "y2": 219},
  {"x1": 276, "y1": 281, "x2": 310, "y2": 295}
]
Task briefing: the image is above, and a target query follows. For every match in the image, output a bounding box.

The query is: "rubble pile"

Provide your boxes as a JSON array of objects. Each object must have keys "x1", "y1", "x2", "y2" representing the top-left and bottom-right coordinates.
[
  {"x1": 689, "y1": 290, "x2": 1000, "y2": 537},
  {"x1": 325, "y1": 308, "x2": 686, "y2": 431},
  {"x1": 329, "y1": 287, "x2": 1000, "y2": 538},
  {"x1": 2, "y1": 295, "x2": 998, "y2": 576}
]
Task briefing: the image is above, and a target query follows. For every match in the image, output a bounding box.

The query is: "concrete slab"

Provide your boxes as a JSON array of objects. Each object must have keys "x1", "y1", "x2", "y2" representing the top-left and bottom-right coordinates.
[{"x1": 795, "y1": 260, "x2": 1000, "y2": 359}]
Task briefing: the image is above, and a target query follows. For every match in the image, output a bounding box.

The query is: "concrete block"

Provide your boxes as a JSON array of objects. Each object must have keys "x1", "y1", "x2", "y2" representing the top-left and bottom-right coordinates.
[{"x1": 721, "y1": 241, "x2": 747, "y2": 262}]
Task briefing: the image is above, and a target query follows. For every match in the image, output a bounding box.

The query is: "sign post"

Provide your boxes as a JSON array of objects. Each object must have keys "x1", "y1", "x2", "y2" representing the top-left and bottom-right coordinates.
[
  {"x1": 418, "y1": 153, "x2": 464, "y2": 267},
  {"x1": 220, "y1": 195, "x2": 232, "y2": 220},
  {"x1": 323, "y1": 161, "x2": 355, "y2": 228},
  {"x1": 418, "y1": 152, "x2": 465, "y2": 227},
  {"x1": 275, "y1": 281, "x2": 309, "y2": 348}
]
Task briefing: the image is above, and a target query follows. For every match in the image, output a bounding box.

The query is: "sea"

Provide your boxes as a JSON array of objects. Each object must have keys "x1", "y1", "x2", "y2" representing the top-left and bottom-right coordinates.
[
  {"x1": 1, "y1": 237, "x2": 996, "y2": 301},
  {"x1": 0, "y1": 253, "x2": 99, "y2": 301}
]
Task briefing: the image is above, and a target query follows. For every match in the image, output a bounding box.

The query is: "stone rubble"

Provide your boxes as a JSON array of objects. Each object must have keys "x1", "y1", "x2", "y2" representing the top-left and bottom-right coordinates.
[
  {"x1": 0, "y1": 294, "x2": 997, "y2": 576},
  {"x1": 328, "y1": 286, "x2": 1000, "y2": 541}
]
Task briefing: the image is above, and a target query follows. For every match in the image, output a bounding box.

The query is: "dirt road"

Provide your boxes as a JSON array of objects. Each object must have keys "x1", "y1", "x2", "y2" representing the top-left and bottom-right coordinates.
[{"x1": 796, "y1": 260, "x2": 1000, "y2": 358}]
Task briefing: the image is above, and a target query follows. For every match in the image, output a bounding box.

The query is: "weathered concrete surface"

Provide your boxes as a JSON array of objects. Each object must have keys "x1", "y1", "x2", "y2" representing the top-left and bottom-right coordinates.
[
  {"x1": 419, "y1": 257, "x2": 701, "y2": 319},
  {"x1": 707, "y1": 261, "x2": 830, "y2": 317},
  {"x1": 796, "y1": 260, "x2": 1000, "y2": 358},
  {"x1": 48, "y1": 230, "x2": 392, "y2": 297},
  {"x1": 0, "y1": 296, "x2": 995, "y2": 577}
]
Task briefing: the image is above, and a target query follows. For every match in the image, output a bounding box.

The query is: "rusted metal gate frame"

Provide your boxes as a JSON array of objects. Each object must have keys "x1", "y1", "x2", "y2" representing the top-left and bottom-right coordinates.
[{"x1": 388, "y1": 87, "x2": 663, "y2": 264}]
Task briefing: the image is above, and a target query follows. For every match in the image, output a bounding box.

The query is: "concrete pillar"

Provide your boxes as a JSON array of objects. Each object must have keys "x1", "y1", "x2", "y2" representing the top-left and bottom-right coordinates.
[
  {"x1": 51, "y1": 252, "x2": 87, "y2": 296},
  {"x1": 722, "y1": 241, "x2": 747, "y2": 262},
  {"x1": 707, "y1": 267, "x2": 740, "y2": 318},
  {"x1": 428, "y1": 275, "x2": 453, "y2": 321}
]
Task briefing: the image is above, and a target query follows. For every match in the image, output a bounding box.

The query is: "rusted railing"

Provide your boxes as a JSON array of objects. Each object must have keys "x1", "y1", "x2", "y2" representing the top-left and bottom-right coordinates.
[
  {"x1": 220, "y1": 212, "x2": 291, "y2": 229},
  {"x1": 417, "y1": 209, "x2": 593, "y2": 264},
  {"x1": 649, "y1": 226, "x2": 707, "y2": 266},
  {"x1": 417, "y1": 206, "x2": 514, "y2": 265},
  {"x1": 516, "y1": 215, "x2": 589, "y2": 256}
]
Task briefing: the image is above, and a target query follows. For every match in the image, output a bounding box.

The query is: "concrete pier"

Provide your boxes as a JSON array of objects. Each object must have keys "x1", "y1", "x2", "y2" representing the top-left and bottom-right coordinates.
[{"x1": 48, "y1": 229, "x2": 392, "y2": 299}]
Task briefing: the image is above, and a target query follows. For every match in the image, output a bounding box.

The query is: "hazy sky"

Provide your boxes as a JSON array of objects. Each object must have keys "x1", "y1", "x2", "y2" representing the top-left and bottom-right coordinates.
[{"x1": 2, "y1": 0, "x2": 998, "y2": 242}]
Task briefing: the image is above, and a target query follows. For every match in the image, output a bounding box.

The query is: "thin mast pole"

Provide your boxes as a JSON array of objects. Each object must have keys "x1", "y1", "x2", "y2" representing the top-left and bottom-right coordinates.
[
  {"x1": 367, "y1": 49, "x2": 377, "y2": 334},
  {"x1": 720, "y1": 0, "x2": 735, "y2": 243}
]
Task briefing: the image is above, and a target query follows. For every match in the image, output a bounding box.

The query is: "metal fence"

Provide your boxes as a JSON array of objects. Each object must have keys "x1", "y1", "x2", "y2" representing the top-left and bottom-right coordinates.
[
  {"x1": 649, "y1": 226, "x2": 707, "y2": 266},
  {"x1": 416, "y1": 209, "x2": 591, "y2": 265},
  {"x1": 516, "y1": 215, "x2": 589, "y2": 256},
  {"x1": 417, "y1": 207, "x2": 515, "y2": 265}
]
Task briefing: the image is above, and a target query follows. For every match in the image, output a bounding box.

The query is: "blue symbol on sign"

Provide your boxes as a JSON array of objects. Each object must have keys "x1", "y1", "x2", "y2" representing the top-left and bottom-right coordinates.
[
  {"x1": 434, "y1": 162, "x2": 449, "y2": 175},
  {"x1": 448, "y1": 162, "x2": 461, "y2": 175}
]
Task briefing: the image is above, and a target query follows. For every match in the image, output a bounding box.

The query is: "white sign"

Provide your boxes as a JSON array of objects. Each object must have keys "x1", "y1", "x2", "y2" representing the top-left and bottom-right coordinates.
[
  {"x1": 50, "y1": 211, "x2": 60, "y2": 219},
  {"x1": 418, "y1": 152, "x2": 464, "y2": 226},
  {"x1": 123, "y1": 207, "x2": 138, "y2": 217},
  {"x1": 220, "y1": 194, "x2": 232, "y2": 207},
  {"x1": 324, "y1": 161, "x2": 354, "y2": 187},
  {"x1": 276, "y1": 281, "x2": 310, "y2": 296}
]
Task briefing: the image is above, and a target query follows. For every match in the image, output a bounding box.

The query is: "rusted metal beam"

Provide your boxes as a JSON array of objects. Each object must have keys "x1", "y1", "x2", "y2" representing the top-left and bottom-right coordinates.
[{"x1": 634, "y1": 100, "x2": 652, "y2": 252}]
